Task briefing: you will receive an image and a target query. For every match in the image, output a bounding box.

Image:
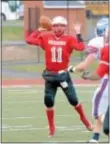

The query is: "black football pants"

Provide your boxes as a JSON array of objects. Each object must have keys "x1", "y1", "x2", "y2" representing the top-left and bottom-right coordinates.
[{"x1": 44, "y1": 72, "x2": 79, "y2": 108}]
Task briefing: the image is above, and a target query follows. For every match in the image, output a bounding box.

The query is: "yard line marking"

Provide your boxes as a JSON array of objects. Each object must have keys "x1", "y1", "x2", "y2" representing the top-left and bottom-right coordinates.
[
  {"x1": 3, "y1": 100, "x2": 66, "y2": 104},
  {"x1": 2, "y1": 116, "x2": 38, "y2": 120},
  {"x1": 4, "y1": 89, "x2": 94, "y2": 93},
  {"x1": 2, "y1": 127, "x2": 84, "y2": 132},
  {"x1": 1, "y1": 125, "x2": 108, "y2": 143},
  {"x1": 2, "y1": 127, "x2": 47, "y2": 131},
  {"x1": 2, "y1": 125, "x2": 85, "y2": 132},
  {"x1": 2, "y1": 84, "x2": 98, "y2": 88},
  {"x1": 2, "y1": 114, "x2": 89, "y2": 120},
  {"x1": 2, "y1": 125, "x2": 32, "y2": 129},
  {"x1": 2, "y1": 99, "x2": 90, "y2": 104}
]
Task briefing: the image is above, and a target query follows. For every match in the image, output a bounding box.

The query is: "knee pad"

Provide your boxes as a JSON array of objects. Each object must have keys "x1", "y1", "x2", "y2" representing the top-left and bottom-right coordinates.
[
  {"x1": 44, "y1": 95, "x2": 54, "y2": 108},
  {"x1": 103, "y1": 127, "x2": 109, "y2": 135},
  {"x1": 68, "y1": 96, "x2": 78, "y2": 106}
]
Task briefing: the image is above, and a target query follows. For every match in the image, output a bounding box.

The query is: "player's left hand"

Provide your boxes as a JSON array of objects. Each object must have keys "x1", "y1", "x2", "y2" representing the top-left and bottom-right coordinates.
[{"x1": 81, "y1": 71, "x2": 91, "y2": 80}]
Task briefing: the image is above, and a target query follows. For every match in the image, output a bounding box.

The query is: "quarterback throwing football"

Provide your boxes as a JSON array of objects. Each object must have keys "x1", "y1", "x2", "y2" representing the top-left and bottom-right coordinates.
[{"x1": 25, "y1": 16, "x2": 92, "y2": 137}]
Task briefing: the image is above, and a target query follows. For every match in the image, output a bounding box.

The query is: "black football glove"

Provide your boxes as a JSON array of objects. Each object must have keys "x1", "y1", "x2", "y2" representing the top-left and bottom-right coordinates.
[{"x1": 67, "y1": 65, "x2": 76, "y2": 73}]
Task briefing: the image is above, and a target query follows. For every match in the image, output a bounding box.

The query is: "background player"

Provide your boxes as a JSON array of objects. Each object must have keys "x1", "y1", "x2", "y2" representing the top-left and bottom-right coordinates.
[
  {"x1": 68, "y1": 17, "x2": 108, "y2": 72},
  {"x1": 80, "y1": 26, "x2": 109, "y2": 143},
  {"x1": 25, "y1": 16, "x2": 93, "y2": 137},
  {"x1": 68, "y1": 18, "x2": 108, "y2": 143}
]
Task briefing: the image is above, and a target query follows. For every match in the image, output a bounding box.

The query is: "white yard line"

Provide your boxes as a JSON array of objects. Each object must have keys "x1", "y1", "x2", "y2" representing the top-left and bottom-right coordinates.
[
  {"x1": 1, "y1": 124, "x2": 108, "y2": 142},
  {"x1": 3, "y1": 89, "x2": 94, "y2": 93},
  {"x1": 2, "y1": 83, "x2": 98, "y2": 88},
  {"x1": 1, "y1": 125, "x2": 109, "y2": 142},
  {"x1": 3, "y1": 99, "x2": 90, "y2": 104},
  {"x1": 2, "y1": 114, "x2": 84, "y2": 120},
  {"x1": 2, "y1": 125, "x2": 84, "y2": 131},
  {"x1": 3, "y1": 100, "x2": 67, "y2": 104}
]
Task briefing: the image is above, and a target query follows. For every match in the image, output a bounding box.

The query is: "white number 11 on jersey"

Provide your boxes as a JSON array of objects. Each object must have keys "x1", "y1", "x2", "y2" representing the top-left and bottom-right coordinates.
[{"x1": 51, "y1": 47, "x2": 62, "y2": 63}]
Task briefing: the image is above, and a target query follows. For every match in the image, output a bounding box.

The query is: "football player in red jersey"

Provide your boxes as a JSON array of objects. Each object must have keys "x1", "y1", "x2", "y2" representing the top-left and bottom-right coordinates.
[
  {"x1": 25, "y1": 16, "x2": 93, "y2": 137},
  {"x1": 81, "y1": 26, "x2": 109, "y2": 143}
]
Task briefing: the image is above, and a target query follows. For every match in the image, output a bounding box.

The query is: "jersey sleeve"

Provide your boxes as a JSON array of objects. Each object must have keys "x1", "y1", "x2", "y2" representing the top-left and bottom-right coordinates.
[
  {"x1": 69, "y1": 35, "x2": 85, "y2": 52},
  {"x1": 96, "y1": 47, "x2": 109, "y2": 78},
  {"x1": 96, "y1": 64, "x2": 109, "y2": 78},
  {"x1": 85, "y1": 39, "x2": 99, "y2": 58},
  {"x1": 25, "y1": 30, "x2": 44, "y2": 48}
]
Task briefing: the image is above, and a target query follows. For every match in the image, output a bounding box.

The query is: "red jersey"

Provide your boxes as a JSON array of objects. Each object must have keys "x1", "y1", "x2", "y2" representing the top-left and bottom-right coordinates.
[
  {"x1": 96, "y1": 45, "x2": 109, "y2": 78},
  {"x1": 25, "y1": 30, "x2": 85, "y2": 72}
]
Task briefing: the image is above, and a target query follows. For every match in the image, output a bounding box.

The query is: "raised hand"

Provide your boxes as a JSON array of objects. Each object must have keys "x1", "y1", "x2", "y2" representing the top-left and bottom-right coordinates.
[{"x1": 73, "y1": 22, "x2": 82, "y2": 34}]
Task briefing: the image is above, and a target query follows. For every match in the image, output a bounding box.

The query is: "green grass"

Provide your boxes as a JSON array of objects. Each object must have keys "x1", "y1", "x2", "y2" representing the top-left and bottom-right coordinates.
[
  {"x1": 7, "y1": 63, "x2": 45, "y2": 73},
  {"x1": 2, "y1": 20, "x2": 23, "y2": 26},
  {"x1": 7, "y1": 60, "x2": 98, "y2": 73},
  {"x1": 2, "y1": 86, "x2": 108, "y2": 142},
  {"x1": 4, "y1": 59, "x2": 98, "y2": 80},
  {"x1": 2, "y1": 26, "x2": 24, "y2": 41},
  {"x1": 6, "y1": 61, "x2": 98, "y2": 80}
]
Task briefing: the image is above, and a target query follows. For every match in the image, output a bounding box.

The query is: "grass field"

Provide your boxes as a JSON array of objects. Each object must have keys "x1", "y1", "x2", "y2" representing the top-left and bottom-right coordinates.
[
  {"x1": 7, "y1": 58, "x2": 98, "y2": 72},
  {"x1": 2, "y1": 27, "x2": 24, "y2": 41},
  {"x1": 2, "y1": 85, "x2": 108, "y2": 143}
]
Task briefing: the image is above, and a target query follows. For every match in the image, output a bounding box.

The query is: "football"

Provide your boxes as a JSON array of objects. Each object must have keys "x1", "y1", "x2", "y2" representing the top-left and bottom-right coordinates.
[{"x1": 39, "y1": 16, "x2": 52, "y2": 31}]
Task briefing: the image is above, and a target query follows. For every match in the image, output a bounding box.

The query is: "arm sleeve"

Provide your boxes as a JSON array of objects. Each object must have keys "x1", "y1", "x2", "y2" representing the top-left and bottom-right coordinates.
[
  {"x1": 25, "y1": 30, "x2": 43, "y2": 46},
  {"x1": 69, "y1": 35, "x2": 85, "y2": 51},
  {"x1": 96, "y1": 63, "x2": 108, "y2": 78},
  {"x1": 85, "y1": 39, "x2": 99, "y2": 58},
  {"x1": 96, "y1": 48, "x2": 109, "y2": 78}
]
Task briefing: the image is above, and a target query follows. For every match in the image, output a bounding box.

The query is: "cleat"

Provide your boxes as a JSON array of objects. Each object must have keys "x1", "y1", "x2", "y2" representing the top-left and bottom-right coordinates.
[
  {"x1": 80, "y1": 117, "x2": 93, "y2": 131},
  {"x1": 48, "y1": 125, "x2": 55, "y2": 137},
  {"x1": 88, "y1": 139, "x2": 98, "y2": 143},
  {"x1": 48, "y1": 131, "x2": 55, "y2": 137}
]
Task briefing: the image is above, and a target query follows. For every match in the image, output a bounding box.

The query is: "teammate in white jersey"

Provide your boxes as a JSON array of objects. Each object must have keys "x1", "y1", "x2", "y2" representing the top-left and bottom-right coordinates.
[{"x1": 68, "y1": 18, "x2": 108, "y2": 143}]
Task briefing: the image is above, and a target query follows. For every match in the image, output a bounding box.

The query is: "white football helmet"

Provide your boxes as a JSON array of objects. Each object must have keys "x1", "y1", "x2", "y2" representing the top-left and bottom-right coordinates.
[
  {"x1": 52, "y1": 16, "x2": 67, "y2": 25},
  {"x1": 95, "y1": 17, "x2": 108, "y2": 36}
]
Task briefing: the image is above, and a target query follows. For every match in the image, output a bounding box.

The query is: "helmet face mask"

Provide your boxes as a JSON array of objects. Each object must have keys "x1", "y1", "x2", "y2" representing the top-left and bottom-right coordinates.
[
  {"x1": 52, "y1": 16, "x2": 67, "y2": 37},
  {"x1": 52, "y1": 24, "x2": 67, "y2": 37}
]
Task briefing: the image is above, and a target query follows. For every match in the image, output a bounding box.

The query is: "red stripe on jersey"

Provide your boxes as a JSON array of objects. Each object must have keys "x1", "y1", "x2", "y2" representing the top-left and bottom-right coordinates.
[
  {"x1": 96, "y1": 63, "x2": 109, "y2": 78},
  {"x1": 86, "y1": 46, "x2": 98, "y2": 54},
  {"x1": 96, "y1": 45, "x2": 109, "y2": 78}
]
